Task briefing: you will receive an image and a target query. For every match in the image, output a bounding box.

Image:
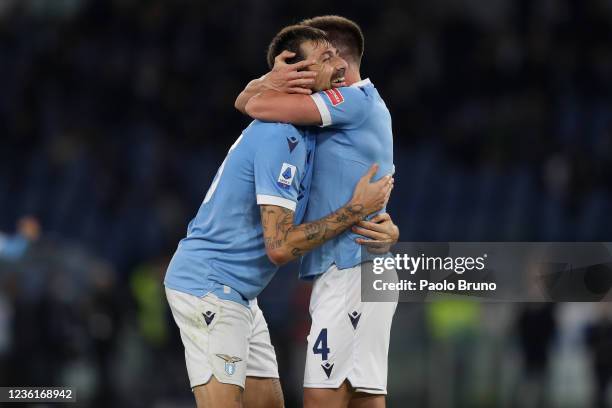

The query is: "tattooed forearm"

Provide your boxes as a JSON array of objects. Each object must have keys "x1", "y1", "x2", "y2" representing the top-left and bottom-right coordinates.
[
  {"x1": 304, "y1": 222, "x2": 323, "y2": 240},
  {"x1": 260, "y1": 202, "x2": 366, "y2": 265},
  {"x1": 345, "y1": 204, "x2": 364, "y2": 216},
  {"x1": 336, "y1": 213, "x2": 349, "y2": 223}
]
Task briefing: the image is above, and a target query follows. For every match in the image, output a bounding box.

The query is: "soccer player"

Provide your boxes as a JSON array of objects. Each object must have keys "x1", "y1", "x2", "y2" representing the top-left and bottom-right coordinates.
[
  {"x1": 164, "y1": 25, "x2": 393, "y2": 408},
  {"x1": 236, "y1": 16, "x2": 397, "y2": 408}
]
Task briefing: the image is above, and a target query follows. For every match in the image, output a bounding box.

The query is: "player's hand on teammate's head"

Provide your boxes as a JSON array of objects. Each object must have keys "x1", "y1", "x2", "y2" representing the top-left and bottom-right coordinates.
[
  {"x1": 262, "y1": 51, "x2": 318, "y2": 95},
  {"x1": 349, "y1": 164, "x2": 394, "y2": 217},
  {"x1": 352, "y1": 212, "x2": 400, "y2": 254}
]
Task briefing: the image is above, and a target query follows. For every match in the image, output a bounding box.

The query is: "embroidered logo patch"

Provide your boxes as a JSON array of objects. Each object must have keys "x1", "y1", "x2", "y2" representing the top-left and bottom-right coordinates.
[
  {"x1": 277, "y1": 163, "x2": 296, "y2": 189},
  {"x1": 324, "y1": 89, "x2": 344, "y2": 106},
  {"x1": 216, "y1": 354, "x2": 242, "y2": 376}
]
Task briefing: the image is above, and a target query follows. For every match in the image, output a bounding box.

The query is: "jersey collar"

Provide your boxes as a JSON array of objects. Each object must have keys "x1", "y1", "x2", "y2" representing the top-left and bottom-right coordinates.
[{"x1": 350, "y1": 78, "x2": 372, "y2": 88}]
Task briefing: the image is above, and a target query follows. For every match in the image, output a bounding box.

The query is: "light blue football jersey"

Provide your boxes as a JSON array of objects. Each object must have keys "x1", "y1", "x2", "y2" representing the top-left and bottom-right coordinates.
[
  {"x1": 164, "y1": 121, "x2": 315, "y2": 305},
  {"x1": 300, "y1": 79, "x2": 394, "y2": 279}
]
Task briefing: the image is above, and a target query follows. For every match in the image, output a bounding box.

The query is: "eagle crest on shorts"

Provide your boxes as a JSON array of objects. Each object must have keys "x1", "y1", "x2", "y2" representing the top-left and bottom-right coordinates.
[{"x1": 216, "y1": 354, "x2": 243, "y2": 376}]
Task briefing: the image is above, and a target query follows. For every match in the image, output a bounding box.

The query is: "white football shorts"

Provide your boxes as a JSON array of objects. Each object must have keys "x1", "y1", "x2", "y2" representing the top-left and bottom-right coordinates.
[
  {"x1": 165, "y1": 287, "x2": 279, "y2": 389},
  {"x1": 304, "y1": 263, "x2": 397, "y2": 394}
]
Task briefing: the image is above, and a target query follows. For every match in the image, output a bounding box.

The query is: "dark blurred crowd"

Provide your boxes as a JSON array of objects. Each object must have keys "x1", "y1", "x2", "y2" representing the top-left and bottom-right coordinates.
[{"x1": 1, "y1": 0, "x2": 612, "y2": 406}]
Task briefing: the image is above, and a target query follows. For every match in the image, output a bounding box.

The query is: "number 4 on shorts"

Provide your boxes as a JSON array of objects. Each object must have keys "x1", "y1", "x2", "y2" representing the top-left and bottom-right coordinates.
[{"x1": 312, "y1": 328, "x2": 330, "y2": 361}]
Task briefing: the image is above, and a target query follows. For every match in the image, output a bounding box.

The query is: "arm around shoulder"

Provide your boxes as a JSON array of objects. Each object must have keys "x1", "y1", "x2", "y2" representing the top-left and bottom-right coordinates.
[{"x1": 245, "y1": 90, "x2": 322, "y2": 126}]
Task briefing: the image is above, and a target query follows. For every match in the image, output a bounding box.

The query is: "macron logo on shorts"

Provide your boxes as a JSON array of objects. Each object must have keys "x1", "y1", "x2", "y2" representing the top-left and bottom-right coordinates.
[
  {"x1": 324, "y1": 89, "x2": 344, "y2": 106},
  {"x1": 322, "y1": 361, "x2": 334, "y2": 378},
  {"x1": 349, "y1": 311, "x2": 361, "y2": 329},
  {"x1": 203, "y1": 311, "x2": 215, "y2": 326}
]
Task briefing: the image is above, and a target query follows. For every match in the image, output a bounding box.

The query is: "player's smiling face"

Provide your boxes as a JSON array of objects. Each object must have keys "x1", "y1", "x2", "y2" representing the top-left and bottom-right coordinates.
[{"x1": 299, "y1": 40, "x2": 347, "y2": 92}]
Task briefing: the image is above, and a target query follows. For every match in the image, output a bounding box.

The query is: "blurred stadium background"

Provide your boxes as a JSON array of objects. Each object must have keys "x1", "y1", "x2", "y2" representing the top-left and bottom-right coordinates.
[{"x1": 1, "y1": 0, "x2": 612, "y2": 406}]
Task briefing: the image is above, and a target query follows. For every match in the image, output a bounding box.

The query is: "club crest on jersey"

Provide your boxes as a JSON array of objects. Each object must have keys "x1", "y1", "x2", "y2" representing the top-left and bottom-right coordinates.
[
  {"x1": 324, "y1": 88, "x2": 344, "y2": 106},
  {"x1": 277, "y1": 163, "x2": 296, "y2": 189},
  {"x1": 216, "y1": 354, "x2": 242, "y2": 376}
]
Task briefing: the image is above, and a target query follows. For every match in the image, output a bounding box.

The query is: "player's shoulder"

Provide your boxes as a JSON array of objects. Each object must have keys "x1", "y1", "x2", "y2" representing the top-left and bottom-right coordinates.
[
  {"x1": 316, "y1": 87, "x2": 362, "y2": 104},
  {"x1": 315, "y1": 82, "x2": 377, "y2": 108},
  {"x1": 244, "y1": 120, "x2": 308, "y2": 153},
  {"x1": 245, "y1": 120, "x2": 302, "y2": 138}
]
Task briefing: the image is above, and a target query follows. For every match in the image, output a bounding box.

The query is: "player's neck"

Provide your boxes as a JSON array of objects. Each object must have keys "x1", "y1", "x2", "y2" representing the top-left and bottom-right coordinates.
[{"x1": 344, "y1": 68, "x2": 361, "y2": 86}]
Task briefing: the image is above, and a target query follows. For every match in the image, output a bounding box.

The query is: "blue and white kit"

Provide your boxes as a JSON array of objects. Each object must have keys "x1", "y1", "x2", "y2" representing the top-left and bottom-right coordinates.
[
  {"x1": 303, "y1": 79, "x2": 397, "y2": 394},
  {"x1": 165, "y1": 120, "x2": 315, "y2": 389}
]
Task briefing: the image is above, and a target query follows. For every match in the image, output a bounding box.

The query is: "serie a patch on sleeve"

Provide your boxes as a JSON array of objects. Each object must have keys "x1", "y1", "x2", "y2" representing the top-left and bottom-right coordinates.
[
  {"x1": 277, "y1": 163, "x2": 296, "y2": 189},
  {"x1": 323, "y1": 88, "x2": 344, "y2": 106}
]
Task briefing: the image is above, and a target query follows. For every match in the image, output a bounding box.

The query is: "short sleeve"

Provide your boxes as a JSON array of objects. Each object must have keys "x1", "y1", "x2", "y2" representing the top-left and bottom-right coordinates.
[
  {"x1": 309, "y1": 87, "x2": 368, "y2": 129},
  {"x1": 254, "y1": 131, "x2": 305, "y2": 212}
]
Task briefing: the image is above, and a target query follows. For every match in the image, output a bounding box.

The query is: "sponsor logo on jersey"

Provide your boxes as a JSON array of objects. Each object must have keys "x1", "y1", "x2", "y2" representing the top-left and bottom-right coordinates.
[
  {"x1": 277, "y1": 163, "x2": 296, "y2": 189},
  {"x1": 324, "y1": 88, "x2": 344, "y2": 106},
  {"x1": 216, "y1": 354, "x2": 242, "y2": 376},
  {"x1": 287, "y1": 135, "x2": 299, "y2": 153}
]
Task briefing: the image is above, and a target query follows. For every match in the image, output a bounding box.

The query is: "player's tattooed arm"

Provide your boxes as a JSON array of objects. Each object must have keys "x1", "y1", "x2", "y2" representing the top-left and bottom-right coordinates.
[
  {"x1": 261, "y1": 164, "x2": 394, "y2": 266},
  {"x1": 261, "y1": 203, "x2": 362, "y2": 264},
  {"x1": 235, "y1": 51, "x2": 317, "y2": 114},
  {"x1": 352, "y1": 212, "x2": 400, "y2": 254}
]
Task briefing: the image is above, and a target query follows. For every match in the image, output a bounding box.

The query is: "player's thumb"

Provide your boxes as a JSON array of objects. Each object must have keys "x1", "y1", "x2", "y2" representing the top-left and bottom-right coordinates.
[{"x1": 363, "y1": 164, "x2": 379, "y2": 182}]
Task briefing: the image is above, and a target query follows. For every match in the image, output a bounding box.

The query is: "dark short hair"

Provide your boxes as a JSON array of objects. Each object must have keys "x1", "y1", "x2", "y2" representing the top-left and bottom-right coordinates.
[
  {"x1": 267, "y1": 25, "x2": 329, "y2": 69},
  {"x1": 301, "y1": 15, "x2": 364, "y2": 66}
]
